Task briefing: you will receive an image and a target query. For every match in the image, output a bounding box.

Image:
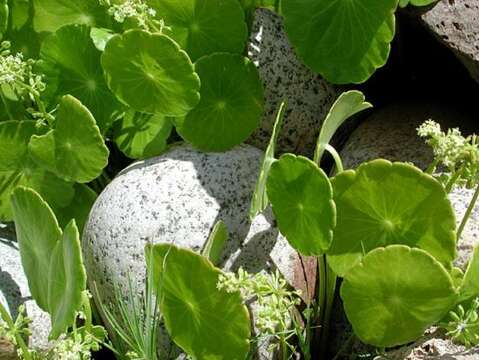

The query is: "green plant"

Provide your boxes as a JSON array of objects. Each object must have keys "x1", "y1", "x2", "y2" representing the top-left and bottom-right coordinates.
[{"x1": 247, "y1": 90, "x2": 479, "y2": 353}]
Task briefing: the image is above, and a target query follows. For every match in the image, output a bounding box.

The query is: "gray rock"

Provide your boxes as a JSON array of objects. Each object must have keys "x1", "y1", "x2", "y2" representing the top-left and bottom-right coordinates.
[
  {"x1": 247, "y1": 8, "x2": 339, "y2": 157},
  {"x1": 418, "y1": 0, "x2": 479, "y2": 84},
  {"x1": 0, "y1": 223, "x2": 51, "y2": 351},
  {"x1": 82, "y1": 144, "x2": 310, "y2": 359}
]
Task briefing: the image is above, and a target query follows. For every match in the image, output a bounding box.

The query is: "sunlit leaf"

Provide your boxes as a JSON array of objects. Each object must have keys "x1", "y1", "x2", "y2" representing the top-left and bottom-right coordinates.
[
  {"x1": 267, "y1": 154, "x2": 336, "y2": 256},
  {"x1": 176, "y1": 53, "x2": 263, "y2": 152},
  {"x1": 341, "y1": 245, "x2": 457, "y2": 347},
  {"x1": 328, "y1": 160, "x2": 457, "y2": 276},
  {"x1": 147, "y1": 244, "x2": 250, "y2": 359}
]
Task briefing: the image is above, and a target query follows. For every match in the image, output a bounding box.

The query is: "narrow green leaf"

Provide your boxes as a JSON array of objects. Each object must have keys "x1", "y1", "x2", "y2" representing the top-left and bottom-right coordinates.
[
  {"x1": 314, "y1": 91, "x2": 372, "y2": 163},
  {"x1": 176, "y1": 53, "x2": 264, "y2": 152},
  {"x1": 249, "y1": 101, "x2": 286, "y2": 220},
  {"x1": 148, "y1": 0, "x2": 248, "y2": 61},
  {"x1": 267, "y1": 154, "x2": 336, "y2": 256},
  {"x1": 460, "y1": 246, "x2": 479, "y2": 301},
  {"x1": 341, "y1": 245, "x2": 457, "y2": 347},
  {"x1": 10, "y1": 186, "x2": 62, "y2": 311},
  {"x1": 48, "y1": 219, "x2": 86, "y2": 339},
  {"x1": 29, "y1": 95, "x2": 109, "y2": 183},
  {"x1": 102, "y1": 29, "x2": 200, "y2": 116},
  {"x1": 202, "y1": 220, "x2": 228, "y2": 266},
  {"x1": 146, "y1": 244, "x2": 250, "y2": 359}
]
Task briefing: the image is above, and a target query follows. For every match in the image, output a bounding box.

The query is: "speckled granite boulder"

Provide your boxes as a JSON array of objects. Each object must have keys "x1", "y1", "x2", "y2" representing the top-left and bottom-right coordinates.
[
  {"x1": 82, "y1": 144, "x2": 310, "y2": 359},
  {"x1": 0, "y1": 223, "x2": 51, "y2": 351},
  {"x1": 246, "y1": 8, "x2": 339, "y2": 157},
  {"x1": 418, "y1": 0, "x2": 479, "y2": 84}
]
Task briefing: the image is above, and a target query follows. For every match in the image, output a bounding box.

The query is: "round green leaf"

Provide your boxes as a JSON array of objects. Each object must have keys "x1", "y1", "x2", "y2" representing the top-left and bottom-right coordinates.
[
  {"x1": 41, "y1": 24, "x2": 119, "y2": 132},
  {"x1": 149, "y1": 0, "x2": 247, "y2": 61},
  {"x1": 113, "y1": 110, "x2": 173, "y2": 159},
  {"x1": 282, "y1": 0, "x2": 397, "y2": 84},
  {"x1": 327, "y1": 160, "x2": 457, "y2": 276},
  {"x1": 101, "y1": 30, "x2": 200, "y2": 116},
  {"x1": 33, "y1": 0, "x2": 107, "y2": 33},
  {"x1": 147, "y1": 244, "x2": 250, "y2": 359},
  {"x1": 176, "y1": 53, "x2": 264, "y2": 152},
  {"x1": 28, "y1": 95, "x2": 109, "y2": 183},
  {"x1": 266, "y1": 154, "x2": 336, "y2": 256},
  {"x1": 341, "y1": 245, "x2": 457, "y2": 347}
]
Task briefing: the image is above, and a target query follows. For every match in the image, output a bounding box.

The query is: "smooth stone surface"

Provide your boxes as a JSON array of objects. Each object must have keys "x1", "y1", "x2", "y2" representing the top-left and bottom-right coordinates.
[
  {"x1": 83, "y1": 144, "x2": 310, "y2": 359},
  {"x1": 330, "y1": 102, "x2": 479, "y2": 358},
  {"x1": 247, "y1": 8, "x2": 340, "y2": 157},
  {"x1": 0, "y1": 223, "x2": 51, "y2": 350},
  {"x1": 418, "y1": 0, "x2": 479, "y2": 84}
]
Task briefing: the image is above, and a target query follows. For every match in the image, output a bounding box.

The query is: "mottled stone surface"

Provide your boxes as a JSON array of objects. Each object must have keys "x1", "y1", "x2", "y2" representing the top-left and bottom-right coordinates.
[
  {"x1": 0, "y1": 223, "x2": 51, "y2": 350},
  {"x1": 83, "y1": 144, "x2": 307, "y2": 359},
  {"x1": 419, "y1": 0, "x2": 479, "y2": 84},
  {"x1": 247, "y1": 8, "x2": 339, "y2": 157}
]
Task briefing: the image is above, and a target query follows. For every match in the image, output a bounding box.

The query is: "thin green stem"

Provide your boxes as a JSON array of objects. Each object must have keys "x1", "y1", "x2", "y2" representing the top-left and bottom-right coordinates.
[
  {"x1": 445, "y1": 165, "x2": 465, "y2": 193},
  {"x1": 81, "y1": 291, "x2": 93, "y2": 332},
  {"x1": 457, "y1": 183, "x2": 479, "y2": 240},
  {"x1": 0, "y1": 92, "x2": 14, "y2": 120},
  {"x1": 425, "y1": 158, "x2": 440, "y2": 175},
  {"x1": 0, "y1": 302, "x2": 32, "y2": 360},
  {"x1": 325, "y1": 144, "x2": 344, "y2": 175}
]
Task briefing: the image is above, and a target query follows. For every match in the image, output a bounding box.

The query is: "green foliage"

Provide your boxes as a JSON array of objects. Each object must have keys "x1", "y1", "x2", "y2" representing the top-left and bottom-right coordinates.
[
  {"x1": 101, "y1": 29, "x2": 200, "y2": 116},
  {"x1": 10, "y1": 187, "x2": 86, "y2": 339},
  {"x1": 267, "y1": 154, "x2": 336, "y2": 256},
  {"x1": 249, "y1": 102, "x2": 286, "y2": 220},
  {"x1": 176, "y1": 53, "x2": 264, "y2": 152},
  {"x1": 281, "y1": 0, "x2": 397, "y2": 84},
  {"x1": 40, "y1": 24, "x2": 119, "y2": 132},
  {"x1": 113, "y1": 110, "x2": 173, "y2": 159},
  {"x1": 33, "y1": 0, "x2": 107, "y2": 33},
  {"x1": 460, "y1": 246, "x2": 479, "y2": 301},
  {"x1": 341, "y1": 245, "x2": 457, "y2": 347},
  {"x1": 399, "y1": 0, "x2": 438, "y2": 8},
  {"x1": 441, "y1": 298, "x2": 479, "y2": 348},
  {"x1": 327, "y1": 159, "x2": 457, "y2": 276},
  {"x1": 28, "y1": 95, "x2": 109, "y2": 183},
  {"x1": 314, "y1": 91, "x2": 372, "y2": 162},
  {"x1": 202, "y1": 220, "x2": 228, "y2": 265},
  {"x1": 149, "y1": 0, "x2": 248, "y2": 61},
  {"x1": 146, "y1": 243, "x2": 251, "y2": 360}
]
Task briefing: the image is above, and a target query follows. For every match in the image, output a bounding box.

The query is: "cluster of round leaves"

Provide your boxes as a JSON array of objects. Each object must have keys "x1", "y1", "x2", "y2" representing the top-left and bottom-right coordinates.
[{"x1": 266, "y1": 155, "x2": 461, "y2": 347}]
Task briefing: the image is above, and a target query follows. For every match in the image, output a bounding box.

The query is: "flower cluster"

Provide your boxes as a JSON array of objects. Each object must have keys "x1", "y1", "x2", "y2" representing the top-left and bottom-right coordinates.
[
  {"x1": 0, "y1": 41, "x2": 46, "y2": 100},
  {"x1": 442, "y1": 298, "x2": 479, "y2": 348},
  {"x1": 217, "y1": 268, "x2": 301, "y2": 336},
  {"x1": 49, "y1": 330, "x2": 102, "y2": 360},
  {"x1": 0, "y1": 304, "x2": 32, "y2": 348},
  {"x1": 418, "y1": 120, "x2": 479, "y2": 189},
  {"x1": 103, "y1": 0, "x2": 159, "y2": 31}
]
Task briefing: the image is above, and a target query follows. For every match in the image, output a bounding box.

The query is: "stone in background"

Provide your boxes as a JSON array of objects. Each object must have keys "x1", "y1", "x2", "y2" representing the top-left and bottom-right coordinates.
[
  {"x1": 417, "y1": 0, "x2": 479, "y2": 84},
  {"x1": 247, "y1": 8, "x2": 340, "y2": 157},
  {"x1": 0, "y1": 223, "x2": 51, "y2": 353}
]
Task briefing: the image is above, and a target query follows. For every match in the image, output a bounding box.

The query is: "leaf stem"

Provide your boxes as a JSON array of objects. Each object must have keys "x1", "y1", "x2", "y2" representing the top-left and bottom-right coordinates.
[
  {"x1": 445, "y1": 165, "x2": 465, "y2": 193},
  {"x1": 457, "y1": 183, "x2": 479, "y2": 240},
  {"x1": 0, "y1": 92, "x2": 14, "y2": 120},
  {"x1": 0, "y1": 302, "x2": 32, "y2": 360},
  {"x1": 81, "y1": 291, "x2": 93, "y2": 332},
  {"x1": 425, "y1": 158, "x2": 440, "y2": 175},
  {"x1": 325, "y1": 144, "x2": 344, "y2": 174}
]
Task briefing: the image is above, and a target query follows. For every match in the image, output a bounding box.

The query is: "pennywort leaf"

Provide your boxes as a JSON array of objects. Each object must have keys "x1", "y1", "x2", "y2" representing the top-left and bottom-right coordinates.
[
  {"x1": 176, "y1": 53, "x2": 264, "y2": 152},
  {"x1": 460, "y1": 246, "x2": 479, "y2": 301},
  {"x1": 341, "y1": 245, "x2": 457, "y2": 347},
  {"x1": 282, "y1": 0, "x2": 397, "y2": 84},
  {"x1": 267, "y1": 154, "x2": 336, "y2": 256},
  {"x1": 327, "y1": 160, "x2": 457, "y2": 276},
  {"x1": 202, "y1": 220, "x2": 228, "y2": 266},
  {"x1": 149, "y1": 0, "x2": 248, "y2": 61},
  {"x1": 101, "y1": 29, "x2": 200, "y2": 116},
  {"x1": 146, "y1": 243, "x2": 251, "y2": 359},
  {"x1": 28, "y1": 95, "x2": 109, "y2": 183}
]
